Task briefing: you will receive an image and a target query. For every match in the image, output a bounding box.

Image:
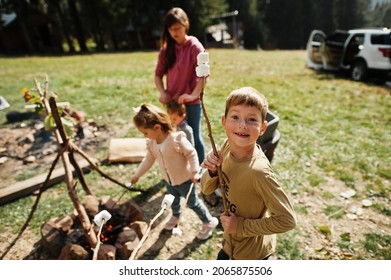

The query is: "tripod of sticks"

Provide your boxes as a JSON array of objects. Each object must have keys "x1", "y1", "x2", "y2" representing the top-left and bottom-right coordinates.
[{"x1": 0, "y1": 76, "x2": 145, "y2": 260}]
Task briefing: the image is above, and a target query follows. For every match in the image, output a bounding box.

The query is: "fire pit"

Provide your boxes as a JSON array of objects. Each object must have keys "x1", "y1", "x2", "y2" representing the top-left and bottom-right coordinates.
[{"x1": 40, "y1": 195, "x2": 148, "y2": 260}]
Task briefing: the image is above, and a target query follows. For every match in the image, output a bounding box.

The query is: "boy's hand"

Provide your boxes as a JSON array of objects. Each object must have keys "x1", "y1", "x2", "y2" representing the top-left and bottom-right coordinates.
[
  {"x1": 220, "y1": 212, "x2": 238, "y2": 234},
  {"x1": 201, "y1": 151, "x2": 222, "y2": 176}
]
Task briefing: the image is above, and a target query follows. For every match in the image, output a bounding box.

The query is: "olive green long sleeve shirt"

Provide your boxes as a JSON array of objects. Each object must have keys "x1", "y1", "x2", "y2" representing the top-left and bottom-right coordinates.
[{"x1": 201, "y1": 139, "x2": 296, "y2": 260}]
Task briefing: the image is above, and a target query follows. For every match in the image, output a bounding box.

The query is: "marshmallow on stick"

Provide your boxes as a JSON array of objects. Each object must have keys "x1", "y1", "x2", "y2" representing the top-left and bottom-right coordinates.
[
  {"x1": 197, "y1": 51, "x2": 229, "y2": 213},
  {"x1": 129, "y1": 194, "x2": 174, "y2": 260},
  {"x1": 197, "y1": 52, "x2": 209, "y2": 64},
  {"x1": 161, "y1": 194, "x2": 175, "y2": 208},
  {"x1": 196, "y1": 52, "x2": 210, "y2": 77},
  {"x1": 93, "y1": 210, "x2": 112, "y2": 227}
]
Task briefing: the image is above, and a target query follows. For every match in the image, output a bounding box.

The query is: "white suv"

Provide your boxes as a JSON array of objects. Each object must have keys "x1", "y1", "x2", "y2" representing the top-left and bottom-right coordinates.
[{"x1": 306, "y1": 28, "x2": 391, "y2": 81}]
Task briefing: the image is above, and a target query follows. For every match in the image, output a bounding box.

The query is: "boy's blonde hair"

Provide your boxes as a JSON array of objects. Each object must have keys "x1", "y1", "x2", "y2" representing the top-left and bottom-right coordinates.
[
  {"x1": 225, "y1": 87, "x2": 268, "y2": 122},
  {"x1": 133, "y1": 103, "x2": 173, "y2": 133}
]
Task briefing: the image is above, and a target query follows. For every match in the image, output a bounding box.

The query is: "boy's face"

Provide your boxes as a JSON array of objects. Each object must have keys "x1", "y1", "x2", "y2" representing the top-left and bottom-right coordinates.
[
  {"x1": 169, "y1": 112, "x2": 186, "y2": 126},
  {"x1": 222, "y1": 104, "x2": 267, "y2": 149}
]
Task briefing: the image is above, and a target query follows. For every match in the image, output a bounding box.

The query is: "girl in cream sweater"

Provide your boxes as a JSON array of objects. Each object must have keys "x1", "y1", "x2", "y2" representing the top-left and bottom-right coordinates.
[{"x1": 131, "y1": 103, "x2": 218, "y2": 240}]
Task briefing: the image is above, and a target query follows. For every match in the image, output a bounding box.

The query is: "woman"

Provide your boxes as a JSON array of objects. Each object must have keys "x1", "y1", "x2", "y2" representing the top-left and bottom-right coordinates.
[{"x1": 154, "y1": 7, "x2": 206, "y2": 164}]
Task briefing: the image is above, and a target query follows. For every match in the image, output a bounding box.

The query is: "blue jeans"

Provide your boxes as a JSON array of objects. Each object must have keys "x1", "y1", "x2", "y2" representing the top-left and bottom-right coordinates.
[
  {"x1": 165, "y1": 180, "x2": 212, "y2": 224},
  {"x1": 185, "y1": 104, "x2": 205, "y2": 164}
]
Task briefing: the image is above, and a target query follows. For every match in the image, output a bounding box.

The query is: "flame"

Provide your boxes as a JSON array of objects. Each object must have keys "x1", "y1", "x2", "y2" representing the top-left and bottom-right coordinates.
[{"x1": 100, "y1": 224, "x2": 113, "y2": 242}]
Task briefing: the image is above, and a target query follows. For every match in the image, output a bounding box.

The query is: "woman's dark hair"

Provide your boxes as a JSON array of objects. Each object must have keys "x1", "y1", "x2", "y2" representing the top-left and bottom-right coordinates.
[{"x1": 161, "y1": 7, "x2": 189, "y2": 72}]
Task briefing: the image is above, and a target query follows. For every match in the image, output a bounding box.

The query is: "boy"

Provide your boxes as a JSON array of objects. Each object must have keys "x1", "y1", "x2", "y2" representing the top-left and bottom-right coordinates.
[
  {"x1": 166, "y1": 99, "x2": 195, "y2": 146},
  {"x1": 201, "y1": 87, "x2": 296, "y2": 259}
]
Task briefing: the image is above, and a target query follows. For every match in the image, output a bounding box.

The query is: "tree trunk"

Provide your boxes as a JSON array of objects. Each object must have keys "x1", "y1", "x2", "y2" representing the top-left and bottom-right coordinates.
[
  {"x1": 15, "y1": 0, "x2": 35, "y2": 53},
  {"x1": 67, "y1": 0, "x2": 88, "y2": 52},
  {"x1": 49, "y1": 0, "x2": 75, "y2": 53}
]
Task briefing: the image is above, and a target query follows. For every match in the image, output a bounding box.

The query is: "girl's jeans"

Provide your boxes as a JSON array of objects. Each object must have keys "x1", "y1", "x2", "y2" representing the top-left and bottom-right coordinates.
[{"x1": 165, "y1": 179, "x2": 212, "y2": 224}]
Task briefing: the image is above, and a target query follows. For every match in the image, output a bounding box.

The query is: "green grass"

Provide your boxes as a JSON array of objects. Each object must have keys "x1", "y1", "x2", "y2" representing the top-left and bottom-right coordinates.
[
  {"x1": 324, "y1": 205, "x2": 344, "y2": 219},
  {"x1": 1, "y1": 49, "x2": 390, "y2": 260},
  {"x1": 362, "y1": 233, "x2": 391, "y2": 260}
]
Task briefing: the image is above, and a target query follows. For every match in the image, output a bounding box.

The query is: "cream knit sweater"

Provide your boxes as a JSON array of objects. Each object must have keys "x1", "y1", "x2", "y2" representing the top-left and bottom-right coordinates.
[{"x1": 134, "y1": 131, "x2": 199, "y2": 186}]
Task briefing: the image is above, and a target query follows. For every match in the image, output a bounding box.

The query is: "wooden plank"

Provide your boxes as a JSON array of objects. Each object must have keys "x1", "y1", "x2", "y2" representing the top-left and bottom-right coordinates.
[
  {"x1": 0, "y1": 158, "x2": 96, "y2": 205},
  {"x1": 108, "y1": 138, "x2": 147, "y2": 163},
  {"x1": 24, "y1": 102, "x2": 70, "y2": 109}
]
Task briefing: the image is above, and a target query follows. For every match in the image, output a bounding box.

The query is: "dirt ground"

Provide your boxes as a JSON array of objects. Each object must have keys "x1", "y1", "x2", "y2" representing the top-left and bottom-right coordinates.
[
  {"x1": 0, "y1": 120, "x2": 225, "y2": 260},
  {"x1": 0, "y1": 121, "x2": 390, "y2": 260}
]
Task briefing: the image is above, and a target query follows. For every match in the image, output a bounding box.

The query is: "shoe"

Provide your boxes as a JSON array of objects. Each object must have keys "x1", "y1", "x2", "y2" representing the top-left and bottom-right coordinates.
[
  {"x1": 164, "y1": 216, "x2": 180, "y2": 230},
  {"x1": 197, "y1": 217, "x2": 219, "y2": 240}
]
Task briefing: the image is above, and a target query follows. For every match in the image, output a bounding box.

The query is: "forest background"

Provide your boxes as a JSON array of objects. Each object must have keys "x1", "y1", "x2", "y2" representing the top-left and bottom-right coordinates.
[{"x1": 0, "y1": 0, "x2": 391, "y2": 54}]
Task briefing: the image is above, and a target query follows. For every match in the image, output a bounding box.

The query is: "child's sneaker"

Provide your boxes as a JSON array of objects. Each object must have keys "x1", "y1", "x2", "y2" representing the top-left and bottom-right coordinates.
[
  {"x1": 197, "y1": 217, "x2": 219, "y2": 240},
  {"x1": 164, "y1": 216, "x2": 180, "y2": 230}
]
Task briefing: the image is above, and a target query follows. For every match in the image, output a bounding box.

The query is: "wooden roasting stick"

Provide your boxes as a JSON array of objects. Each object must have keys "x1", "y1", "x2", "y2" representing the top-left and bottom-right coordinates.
[
  {"x1": 197, "y1": 53, "x2": 229, "y2": 214},
  {"x1": 129, "y1": 194, "x2": 175, "y2": 260},
  {"x1": 198, "y1": 53, "x2": 235, "y2": 259},
  {"x1": 200, "y1": 81, "x2": 229, "y2": 213}
]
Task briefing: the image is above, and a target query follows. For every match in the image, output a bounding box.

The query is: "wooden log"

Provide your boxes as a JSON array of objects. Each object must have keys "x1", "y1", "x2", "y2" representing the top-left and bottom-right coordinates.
[
  {"x1": 0, "y1": 158, "x2": 97, "y2": 205},
  {"x1": 108, "y1": 138, "x2": 147, "y2": 163},
  {"x1": 24, "y1": 102, "x2": 70, "y2": 109}
]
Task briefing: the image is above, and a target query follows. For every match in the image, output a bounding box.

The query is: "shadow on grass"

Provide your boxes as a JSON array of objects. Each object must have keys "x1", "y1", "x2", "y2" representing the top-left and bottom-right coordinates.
[{"x1": 311, "y1": 67, "x2": 391, "y2": 86}]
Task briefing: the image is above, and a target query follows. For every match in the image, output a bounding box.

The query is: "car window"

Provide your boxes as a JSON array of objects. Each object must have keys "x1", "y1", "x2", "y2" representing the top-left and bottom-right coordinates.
[
  {"x1": 371, "y1": 34, "x2": 391, "y2": 45},
  {"x1": 326, "y1": 31, "x2": 349, "y2": 44},
  {"x1": 351, "y1": 34, "x2": 364, "y2": 45}
]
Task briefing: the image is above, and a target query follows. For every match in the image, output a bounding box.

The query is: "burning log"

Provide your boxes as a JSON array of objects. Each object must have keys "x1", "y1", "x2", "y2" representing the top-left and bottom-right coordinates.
[
  {"x1": 58, "y1": 244, "x2": 89, "y2": 260},
  {"x1": 40, "y1": 195, "x2": 146, "y2": 260}
]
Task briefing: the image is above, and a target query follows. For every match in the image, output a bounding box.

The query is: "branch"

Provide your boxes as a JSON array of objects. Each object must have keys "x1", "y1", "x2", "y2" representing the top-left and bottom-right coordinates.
[
  {"x1": 199, "y1": 77, "x2": 229, "y2": 213},
  {"x1": 69, "y1": 142, "x2": 146, "y2": 193},
  {"x1": 129, "y1": 204, "x2": 167, "y2": 260},
  {"x1": 0, "y1": 150, "x2": 61, "y2": 260},
  {"x1": 92, "y1": 219, "x2": 105, "y2": 260},
  {"x1": 49, "y1": 97, "x2": 98, "y2": 248}
]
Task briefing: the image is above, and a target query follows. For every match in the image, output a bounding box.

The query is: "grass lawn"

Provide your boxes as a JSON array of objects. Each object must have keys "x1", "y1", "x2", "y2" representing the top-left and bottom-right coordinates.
[{"x1": 0, "y1": 49, "x2": 390, "y2": 260}]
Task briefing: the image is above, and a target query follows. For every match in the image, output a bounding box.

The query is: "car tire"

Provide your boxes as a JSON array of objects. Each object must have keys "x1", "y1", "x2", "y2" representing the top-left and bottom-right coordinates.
[{"x1": 351, "y1": 60, "x2": 368, "y2": 81}]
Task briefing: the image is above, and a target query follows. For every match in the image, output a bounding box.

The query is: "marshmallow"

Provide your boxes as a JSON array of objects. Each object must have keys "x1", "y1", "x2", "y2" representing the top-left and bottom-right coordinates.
[
  {"x1": 93, "y1": 210, "x2": 112, "y2": 227},
  {"x1": 161, "y1": 194, "x2": 175, "y2": 208},
  {"x1": 196, "y1": 64, "x2": 210, "y2": 77},
  {"x1": 197, "y1": 52, "x2": 209, "y2": 65}
]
